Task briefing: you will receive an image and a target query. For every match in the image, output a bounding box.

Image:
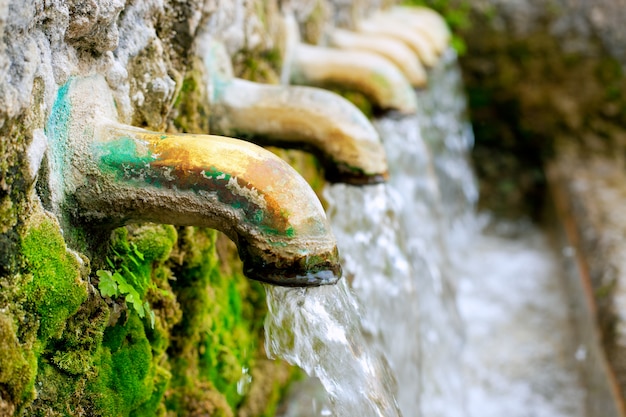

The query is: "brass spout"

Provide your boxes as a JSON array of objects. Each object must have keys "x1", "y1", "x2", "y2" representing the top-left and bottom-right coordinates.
[
  {"x1": 202, "y1": 40, "x2": 388, "y2": 185},
  {"x1": 211, "y1": 79, "x2": 388, "y2": 184},
  {"x1": 290, "y1": 43, "x2": 418, "y2": 113},
  {"x1": 45, "y1": 75, "x2": 341, "y2": 287},
  {"x1": 328, "y1": 28, "x2": 427, "y2": 88},
  {"x1": 389, "y1": 6, "x2": 451, "y2": 55},
  {"x1": 357, "y1": 14, "x2": 439, "y2": 67}
]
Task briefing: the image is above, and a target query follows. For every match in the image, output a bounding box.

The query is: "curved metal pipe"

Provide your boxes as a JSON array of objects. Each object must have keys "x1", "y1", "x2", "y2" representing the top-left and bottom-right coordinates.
[
  {"x1": 357, "y1": 14, "x2": 439, "y2": 67},
  {"x1": 201, "y1": 39, "x2": 388, "y2": 185},
  {"x1": 211, "y1": 79, "x2": 388, "y2": 184},
  {"x1": 46, "y1": 75, "x2": 341, "y2": 287},
  {"x1": 328, "y1": 28, "x2": 427, "y2": 88},
  {"x1": 290, "y1": 43, "x2": 418, "y2": 114},
  {"x1": 387, "y1": 7, "x2": 451, "y2": 55}
]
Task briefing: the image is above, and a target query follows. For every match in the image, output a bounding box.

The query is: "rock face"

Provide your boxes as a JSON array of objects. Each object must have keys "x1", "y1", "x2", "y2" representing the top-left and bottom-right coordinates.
[
  {"x1": 456, "y1": 0, "x2": 626, "y2": 412},
  {"x1": 0, "y1": 1, "x2": 324, "y2": 415},
  {"x1": 458, "y1": 0, "x2": 626, "y2": 219}
]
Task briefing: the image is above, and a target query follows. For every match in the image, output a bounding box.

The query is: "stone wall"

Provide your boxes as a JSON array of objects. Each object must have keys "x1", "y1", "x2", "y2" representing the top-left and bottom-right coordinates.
[
  {"x1": 455, "y1": 0, "x2": 626, "y2": 412},
  {"x1": 457, "y1": 0, "x2": 626, "y2": 218},
  {"x1": 0, "y1": 1, "x2": 334, "y2": 415}
]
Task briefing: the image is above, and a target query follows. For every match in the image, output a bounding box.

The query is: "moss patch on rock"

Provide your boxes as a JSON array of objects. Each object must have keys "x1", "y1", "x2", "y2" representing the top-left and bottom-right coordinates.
[
  {"x1": 171, "y1": 59, "x2": 212, "y2": 135},
  {"x1": 21, "y1": 212, "x2": 89, "y2": 342},
  {"x1": 458, "y1": 9, "x2": 626, "y2": 219},
  {"x1": 166, "y1": 228, "x2": 263, "y2": 415},
  {"x1": 2, "y1": 209, "x2": 90, "y2": 414},
  {"x1": 1, "y1": 217, "x2": 286, "y2": 417},
  {"x1": 88, "y1": 313, "x2": 163, "y2": 416}
]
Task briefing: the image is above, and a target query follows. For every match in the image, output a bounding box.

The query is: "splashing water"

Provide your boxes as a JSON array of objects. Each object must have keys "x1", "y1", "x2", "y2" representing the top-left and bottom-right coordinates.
[
  {"x1": 373, "y1": 114, "x2": 466, "y2": 417},
  {"x1": 416, "y1": 49, "x2": 480, "y2": 245},
  {"x1": 457, "y1": 219, "x2": 587, "y2": 417},
  {"x1": 324, "y1": 183, "x2": 422, "y2": 415},
  {"x1": 273, "y1": 47, "x2": 590, "y2": 417},
  {"x1": 264, "y1": 279, "x2": 402, "y2": 417}
]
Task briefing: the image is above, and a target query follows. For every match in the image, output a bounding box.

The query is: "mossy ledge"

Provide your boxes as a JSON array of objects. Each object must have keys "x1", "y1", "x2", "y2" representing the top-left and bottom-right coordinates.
[{"x1": 2, "y1": 208, "x2": 295, "y2": 416}]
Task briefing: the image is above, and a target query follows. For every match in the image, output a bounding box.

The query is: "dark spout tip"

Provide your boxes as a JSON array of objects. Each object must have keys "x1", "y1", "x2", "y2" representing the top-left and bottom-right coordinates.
[
  {"x1": 323, "y1": 162, "x2": 389, "y2": 186},
  {"x1": 239, "y1": 243, "x2": 343, "y2": 287},
  {"x1": 245, "y1": 264, "x2": 343, "y2": 287}
]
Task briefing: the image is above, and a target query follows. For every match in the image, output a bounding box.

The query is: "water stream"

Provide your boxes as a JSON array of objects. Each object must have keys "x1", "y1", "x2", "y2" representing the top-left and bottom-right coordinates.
[
  {"x1": 271, "y1": 49, "x2": 588, "y2": 417},
  {"x1": 373, "y1": 113, "x2": 466, "y2": 417},
  {"x1": 324, "y1": 183, "x2": 422, "y2": 415},
  {"x1": 416, "y1": 49, "x2": 479, "y2": 234},
  {"x1": 264, "y1": 279, "x2": 401, "y2": 417}
]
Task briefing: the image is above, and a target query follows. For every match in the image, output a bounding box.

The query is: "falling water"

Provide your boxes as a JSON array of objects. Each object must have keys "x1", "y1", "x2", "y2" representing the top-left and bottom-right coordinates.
[
  {"x1": 273, "y1": 50, "x2": 469, "y2": 417},
  {"x1": 373, "y1": 114, "x2": 466, "y2": 417},
  {"x1": 264, "y1": 279, "x2": 402, "y2": 417},
  {"x1": 324, "y1": 183, "x2": 422, "y2": 415},
  {"x1": 412, "y1": 49, "x2": 587, "y2": 416},
  {"x1": 416, "y1": 49, "x2": 480, "y2": 247},
  {"x1": 420, "y1": 50, "x2": 588, "y2": 417},
  {"x1": 273, "y1": 47, "x2": 589, "y2": 417}
]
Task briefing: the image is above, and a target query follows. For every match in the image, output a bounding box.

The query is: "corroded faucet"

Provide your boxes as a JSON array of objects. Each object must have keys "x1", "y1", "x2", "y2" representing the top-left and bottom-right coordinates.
[
  {"x1": 327, "y1": 28, "x2": 427, "y2": 88},
  {"x1": 202, "y1": 38, "x2": 388, "y2": 185},
  {"x1": 45, "y1": 75, "x2": 341, "y2": 287},
  {"x1": 289, "y1": 43, "x2": 417, "y2": 113},
  {"x1": 275, "y1": 15, "x2": 417, "y2": 114},
  {"x1": 356, "y1": 9, "x2": 445, "y2": 68},
  {"x1": 387, "y1": 6, "x2": 451, "y2": 55}
]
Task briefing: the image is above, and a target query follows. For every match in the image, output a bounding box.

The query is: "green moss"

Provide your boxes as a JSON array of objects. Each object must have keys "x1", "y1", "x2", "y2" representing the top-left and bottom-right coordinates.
[
  {"x1": 1, "y1": 197, "x2": 289, "y2": 417},
  {"x1": 8, "y1": 210, "x2": 96, "y2": 414},
  {"x1": 0, "y1": 313, "x2": 36, "y2": 409},
  {"x1": 83, "y1": 224, "x2": 180, "y2": 415},
  {"x1": 234, "y1": 50, "x2": 282, "y2": 84},
  {"x1": 166, "y1": 228, "x2": 269, "y2": 415},
  {"x1": 333, "y1": 89, "x2": 374, "y2": 120},
  {"x1": 21, "y1": 211, "x2": 88, "y2": 342},
  {"x1": 130, "y1": 365, "x2": 170, "y2": 417},
  {"x1": 26, "y1": 358, "x2": 86, "y2": 416},
  {"x1": 0, "y1": 113, "x2": 36, "y2": 277},
  {"x1": 172, "y1": 61, "x2": 211, "y2": 134},
  {"x1": 107, "y1": 224, "x2": 177, "y2": 300},
  {"x1": 132, "y1": 225, "x2": 178, "y2": 263},
  {"x1": 49, "y1": 294, "x2": 110, "y2": 376},
  {"x1": 89, "y1": 313, "x2": 161, "y2": 416}
]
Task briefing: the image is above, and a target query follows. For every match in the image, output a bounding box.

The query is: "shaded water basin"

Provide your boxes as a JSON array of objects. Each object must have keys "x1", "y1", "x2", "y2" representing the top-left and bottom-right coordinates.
[
  {"x1": 457, "y1": 217, "x2": 587, "y2": 417},
  {"x1": 277, "y1": 214, "x2": 622, "y2": 417},
  {"x1": 271, "y1": 48, "x2": 623, "y2": 417}
]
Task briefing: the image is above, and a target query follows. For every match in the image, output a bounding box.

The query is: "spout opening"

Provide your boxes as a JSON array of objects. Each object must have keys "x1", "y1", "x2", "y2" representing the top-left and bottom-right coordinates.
[
  {"x1": 322, "y1": 160, "x2": 389, "y2": 185},
  {"x1": 238, "y1": 241, "x2": 342, "y2": 287},
  {"x1": 291, "y1": 44, "x2": 418, "y2": 114}
]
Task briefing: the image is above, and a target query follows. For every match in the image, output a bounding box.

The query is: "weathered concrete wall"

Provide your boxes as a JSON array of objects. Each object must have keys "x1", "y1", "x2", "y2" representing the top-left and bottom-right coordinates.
[
  {"x1": 0, "y1": 1, "x2": 336, "y2": 415},
  {"x1": 453, "y1": 0, "x2": 626, "y2": 412},
  {"x1": 547, "y1": 148, "x2": 626, "y2": 416},
  {"x1": 456, "y1": 0, "x2": 626, "y2": 218}
]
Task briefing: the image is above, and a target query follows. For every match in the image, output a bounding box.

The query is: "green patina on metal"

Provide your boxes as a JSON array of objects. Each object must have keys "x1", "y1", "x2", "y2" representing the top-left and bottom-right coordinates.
[
  {"x1": 95, "y1": 136, "x2": 155, "y2": 177},
  {"x1": 45, "y1": 80, "x2": 73, "y2": 184},
  {"x1": 203, "y1": 166, "x2": 232, "y2": 182},
  {"x1": 94, "y1": 138, "x2": 292, "y2": 237}
]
